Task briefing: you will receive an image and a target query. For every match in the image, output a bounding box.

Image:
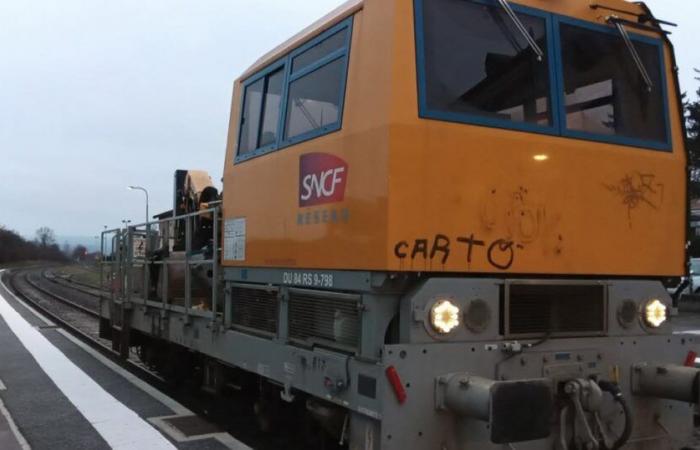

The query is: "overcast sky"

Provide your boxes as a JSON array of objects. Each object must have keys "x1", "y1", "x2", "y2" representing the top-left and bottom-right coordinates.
[{"x1": 0, "y1": 0, "x2": 697, "y2": 241}]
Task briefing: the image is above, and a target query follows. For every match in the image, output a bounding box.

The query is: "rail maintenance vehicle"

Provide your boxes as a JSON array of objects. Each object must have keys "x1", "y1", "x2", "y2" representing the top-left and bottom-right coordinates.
[{"x1": 100, "y1": 0, "x2": 699, "y2": 448}]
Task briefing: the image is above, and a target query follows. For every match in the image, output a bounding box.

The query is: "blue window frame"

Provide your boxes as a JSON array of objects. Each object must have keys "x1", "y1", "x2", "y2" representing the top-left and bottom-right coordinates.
[
  {"x1": 413, "y1": 0, "x2": 672, "y2": 152},
  {"x1": 553, "y1": 16, "x2": 671, "y2": 151},
  {"x1": 415, "y1": 0, "x2": 560, "y2": 136},
  {"x1": 236, "y1": 18, "x2": 353, "y2": 163}
]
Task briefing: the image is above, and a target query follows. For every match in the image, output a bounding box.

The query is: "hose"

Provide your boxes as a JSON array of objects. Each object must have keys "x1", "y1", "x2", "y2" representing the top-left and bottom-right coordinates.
[{"x1": 597, "y1": 380, "x2": 633, "y2": 450}]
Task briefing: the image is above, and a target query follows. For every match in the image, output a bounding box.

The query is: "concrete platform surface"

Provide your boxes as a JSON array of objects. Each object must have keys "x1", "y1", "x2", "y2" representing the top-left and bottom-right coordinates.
[{"x1": 0, "y1": 270, "x2": 250, "y2": 450}]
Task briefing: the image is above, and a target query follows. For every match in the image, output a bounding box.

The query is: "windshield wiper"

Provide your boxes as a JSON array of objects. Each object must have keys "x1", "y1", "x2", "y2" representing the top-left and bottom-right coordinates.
[
  {"x1": 608, "y1": 16, "x2": 654, "y2": 92},
  {"x1": 496, "y1": 0, "x2": 544, "y2": 62}
]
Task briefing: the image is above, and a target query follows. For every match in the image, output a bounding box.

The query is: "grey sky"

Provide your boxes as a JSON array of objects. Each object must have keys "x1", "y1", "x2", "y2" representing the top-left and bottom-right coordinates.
[{"x1": 0, "y1": 0, "x2": 697, "y2": 240}]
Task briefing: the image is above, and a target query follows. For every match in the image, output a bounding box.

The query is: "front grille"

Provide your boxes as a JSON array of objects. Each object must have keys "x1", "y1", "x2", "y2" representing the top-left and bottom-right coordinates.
[
  {"x1": 288, "y1": 289, "x2": 360, "y2": 351},
  {"x1": 505, "y1": 284, "x2": 606, "y2": 337},
  {"x1": 231, "y1": 285, "x2": 278, "y2": 335}
]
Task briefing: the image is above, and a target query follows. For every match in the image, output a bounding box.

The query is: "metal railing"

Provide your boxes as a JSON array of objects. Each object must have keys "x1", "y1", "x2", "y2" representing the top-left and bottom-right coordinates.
[{"x1": 100, "y1": 207, "x2": 221, "y2": 325}]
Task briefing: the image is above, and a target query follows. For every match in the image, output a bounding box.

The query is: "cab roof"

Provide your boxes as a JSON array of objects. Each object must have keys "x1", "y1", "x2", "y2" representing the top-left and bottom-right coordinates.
[{"x1": 239, "y1": 0, "x2": 363, "y2": 81}]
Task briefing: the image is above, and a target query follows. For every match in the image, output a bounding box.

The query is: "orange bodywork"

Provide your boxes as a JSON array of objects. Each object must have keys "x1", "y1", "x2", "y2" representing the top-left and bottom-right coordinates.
[{"x1": 221, "y1": 0, "x2": 687, "y2": 277}]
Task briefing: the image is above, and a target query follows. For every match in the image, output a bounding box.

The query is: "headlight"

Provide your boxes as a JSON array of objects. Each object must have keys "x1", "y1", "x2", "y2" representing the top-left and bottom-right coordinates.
[
  {"x1": 431, "y1": 299, "x2": 461, "y2": 334},
  {"x1": 644, "y1": 299, "x2": 667, "y2": 328}
]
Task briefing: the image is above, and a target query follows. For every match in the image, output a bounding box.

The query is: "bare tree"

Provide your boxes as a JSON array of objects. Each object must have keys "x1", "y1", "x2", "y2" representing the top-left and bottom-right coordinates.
[{"x1": 35, "y1": 227, "x2": 56, "y2": 248}]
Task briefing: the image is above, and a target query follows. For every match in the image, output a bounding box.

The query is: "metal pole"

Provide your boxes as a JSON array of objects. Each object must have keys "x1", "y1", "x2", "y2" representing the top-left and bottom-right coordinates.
[
  {"x1": 128, "y1": 186, "x2": 150, "y2": 225},
  {"x1": 212, "y1": 208, "x2": 219, "y2": 320}
]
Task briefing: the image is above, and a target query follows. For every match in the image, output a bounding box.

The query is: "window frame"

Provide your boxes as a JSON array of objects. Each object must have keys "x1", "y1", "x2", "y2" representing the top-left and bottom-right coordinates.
[
  {"x1": 235, "y1": 17, "x2": 353, "y2": 163},
  {"x1": 413, "y1": 0, "x2": 672, "y2": 152},
  {"x1": 553, "y1": 15, "x2": 672, "y2": 151},
  {"x1": 414, "y1": 0, "x2": 561, "y2": 136}
]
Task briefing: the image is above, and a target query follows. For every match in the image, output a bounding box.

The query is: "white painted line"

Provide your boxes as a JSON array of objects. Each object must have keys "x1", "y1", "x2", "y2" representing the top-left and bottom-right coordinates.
[
  {"x1": 55, "y1": 336, "x2": 251, "y2": 450},
  {"x1": 0, "y1": 378, "x2": 6, "y2": 390},
  {"x1": 55, "y1": 329, "x2": 192, "y2": 416},
  {"x1": 0, "y1": 270, "x2": 250, "y2": 450},
  {"x1": 0, "y1": 398, "x2": 30, "y2": 450},
  {"x1": 0, "y1": 270, "x2": 175, "y2": 450},
  {"x1": 0, "y1": 278, "x2": 54, "y2": 328},
  {"x1": 148, "y1": 415, "x2": 253, "y2": 450}
]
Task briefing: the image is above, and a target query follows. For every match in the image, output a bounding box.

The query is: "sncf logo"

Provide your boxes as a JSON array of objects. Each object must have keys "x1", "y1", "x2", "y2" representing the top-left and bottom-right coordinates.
[{"x1": 299, "y1": 153, "x2": 348, "y2": 207}]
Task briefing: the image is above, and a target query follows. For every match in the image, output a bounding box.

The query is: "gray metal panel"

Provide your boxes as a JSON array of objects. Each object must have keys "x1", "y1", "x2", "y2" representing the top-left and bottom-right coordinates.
[
  {"x1": 102, "y1": 274, "x2": 696, "y2": 450},
  {"x1": 223, "y1": 267, "x2": 399, "y2": 293},
  {"x1": 379, "y1": 336, "x2": 696, "y2": 450}
]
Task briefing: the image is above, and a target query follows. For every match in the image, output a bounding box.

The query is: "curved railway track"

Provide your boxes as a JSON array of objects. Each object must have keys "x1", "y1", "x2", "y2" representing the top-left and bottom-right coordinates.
[{"x1": 2, "y1": 266, "x2": 321, "y2": 450}]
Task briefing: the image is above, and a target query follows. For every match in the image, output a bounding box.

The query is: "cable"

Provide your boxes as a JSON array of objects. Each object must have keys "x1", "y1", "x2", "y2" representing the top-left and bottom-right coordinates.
[
  {"x1": 597, "y1": 380, "x2": 633, "y2": 450},
  {"x1": 495, "y1": 332, "x2": 551, "y2": 380}
]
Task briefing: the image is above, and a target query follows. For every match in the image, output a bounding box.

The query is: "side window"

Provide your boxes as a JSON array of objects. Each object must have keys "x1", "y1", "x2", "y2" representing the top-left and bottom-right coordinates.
[
  {"x1": 559, "y1": 23, "x2": 667, "y2": 144},
  {"x1": 284, "y1": 28, "x2": 350, "y2": 142},
  {"x1": 238, "y1": 68, "x2": 284, "y2": 156},
  {"x1": 236, "y1": 19, "x2": 352, "y2": 161},
  {"x1": 259, "y1": 69, "x2": 284, "y2": 147},
  {"x1": 418, "y1": 0, "x2": 553, "y2": 129},
  {"x1": 238, "y1": 79, "x2": 264, "y2": 156}
]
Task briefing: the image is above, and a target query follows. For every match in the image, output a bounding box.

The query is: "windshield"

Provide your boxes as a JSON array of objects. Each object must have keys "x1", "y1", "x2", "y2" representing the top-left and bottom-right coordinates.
[
  {"x1": 418, "y1": 0, "x2": 552, "y2": 127},
  {"x1": 415, "y1": 0, "x2": 670, "y2": 148},
  {"x1": 559, "y1": 23, "x2": 667, "y2": 143}
]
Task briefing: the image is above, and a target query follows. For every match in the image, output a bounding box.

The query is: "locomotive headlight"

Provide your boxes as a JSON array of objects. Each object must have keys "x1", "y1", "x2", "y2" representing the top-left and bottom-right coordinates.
[
  {"x1": 644, "y1": 299, "x2": 667, "y2": 328},
  {"x1": 431, "y1": 299, "x2": 461, "y2": 334}
]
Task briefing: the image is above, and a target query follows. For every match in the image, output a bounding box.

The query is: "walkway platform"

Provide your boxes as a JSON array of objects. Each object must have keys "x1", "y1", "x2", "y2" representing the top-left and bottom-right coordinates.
[{"x1": 0, "y1": 270, "x2": 250, "y2": 450}]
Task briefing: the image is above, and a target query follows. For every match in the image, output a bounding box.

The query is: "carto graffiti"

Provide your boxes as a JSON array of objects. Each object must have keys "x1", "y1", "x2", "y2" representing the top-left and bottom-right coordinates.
[{"x1": 393, "y1": 234, "x2": 524, "y2": 270}]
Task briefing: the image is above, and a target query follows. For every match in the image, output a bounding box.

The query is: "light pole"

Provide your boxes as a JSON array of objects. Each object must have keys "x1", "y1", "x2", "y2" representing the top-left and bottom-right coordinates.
[{"x1": 128, "y1": 186, "x2": 149, "y2": 226}]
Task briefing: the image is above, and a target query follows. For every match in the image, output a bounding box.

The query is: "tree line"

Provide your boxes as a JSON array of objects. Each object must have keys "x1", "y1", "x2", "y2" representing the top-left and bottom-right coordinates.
[{"x1": 0, "y1": 226, "x2": 67, "y2": 265}]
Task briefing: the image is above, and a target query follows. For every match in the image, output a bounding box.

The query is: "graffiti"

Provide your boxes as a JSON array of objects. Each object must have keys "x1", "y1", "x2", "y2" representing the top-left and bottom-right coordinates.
[
  {"x1": 456, "y1": 234, "x2": 485, "y2": 264},
  {"x1": 481, "y1": 186, "x2": 562, "y2": 254},
  {"x1": 604, "y1": 172, "x2": 664, "y2": 227},
  {"x1": 393, "y1": 234, "x2": 521, "y2": 271},
  {"x1": 488, "y1": 239, "x2": 518, "y2": 270}
]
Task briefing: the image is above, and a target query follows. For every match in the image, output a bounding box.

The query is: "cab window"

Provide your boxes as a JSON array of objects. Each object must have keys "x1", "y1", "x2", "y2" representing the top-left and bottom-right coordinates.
[
  {"x1": 284, "y1": 28, "x2": 350, "y2": 142},
  {"x1": 559, "y1": 23, "x2": 668, "y2": 144},
  {"x1": 418, "y1": 0, "x2": 553, "y2": 130},
  {"x1": 238, "y1": 68, "x2": 284, "y2": 156},
  {"x1": 236, "y1": 19, "x2": 352, "y2": 162}
]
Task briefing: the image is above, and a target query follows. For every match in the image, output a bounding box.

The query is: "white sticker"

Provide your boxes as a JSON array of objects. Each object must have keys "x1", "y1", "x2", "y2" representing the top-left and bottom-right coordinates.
[{"x1": 224, "y1": 218, "x2": 246, "y2": 261}]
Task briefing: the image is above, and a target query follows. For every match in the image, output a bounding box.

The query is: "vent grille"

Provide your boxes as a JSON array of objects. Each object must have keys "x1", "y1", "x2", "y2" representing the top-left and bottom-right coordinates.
[
  {"x1": 288, "y1": 290, "x2": 360, "y2": 351},
  {"x1": 506, "y1": 284, "x2": 606, "y2": 337},
  {"x1": 231, "y1": 286, "x2": 278, "y2": 335}
]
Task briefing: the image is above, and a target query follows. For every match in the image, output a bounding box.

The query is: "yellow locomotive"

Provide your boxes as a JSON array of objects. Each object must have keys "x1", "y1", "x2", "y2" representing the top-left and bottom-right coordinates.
[{"x1": 102, "y1": 0, "x2": 699, "y2": 449}]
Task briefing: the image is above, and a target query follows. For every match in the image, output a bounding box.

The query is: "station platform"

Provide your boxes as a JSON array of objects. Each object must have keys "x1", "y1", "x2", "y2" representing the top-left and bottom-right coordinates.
[{"x1": 0, "y1": 270, "x2": 251, "y2": 450}]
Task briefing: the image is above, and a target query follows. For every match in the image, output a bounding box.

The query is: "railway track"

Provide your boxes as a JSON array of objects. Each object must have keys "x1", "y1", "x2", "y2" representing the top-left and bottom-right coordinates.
[
  {"x1": 1, "y1": 266, "x2": 316, "y2": 450},
  {"x1": 4, "y1": 268, "x2": 162, "y2": 380}
]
